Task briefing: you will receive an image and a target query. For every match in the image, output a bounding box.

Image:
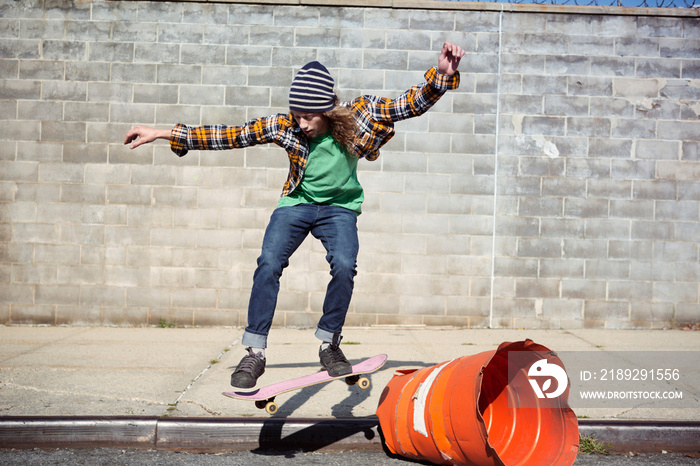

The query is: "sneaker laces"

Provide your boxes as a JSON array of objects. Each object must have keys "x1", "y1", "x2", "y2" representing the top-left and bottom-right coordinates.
[
  {"x1": 325, "y1": 344, "x2": 348, "y2": 364},
  {"x1": 236, "y1": 348, "x2": 263, "y2": 373}
]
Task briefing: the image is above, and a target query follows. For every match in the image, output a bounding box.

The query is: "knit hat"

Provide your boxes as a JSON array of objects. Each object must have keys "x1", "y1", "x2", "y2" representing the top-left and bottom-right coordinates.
[{"x1": 288, "y1": 61, "x2": 336, "y2": 113}]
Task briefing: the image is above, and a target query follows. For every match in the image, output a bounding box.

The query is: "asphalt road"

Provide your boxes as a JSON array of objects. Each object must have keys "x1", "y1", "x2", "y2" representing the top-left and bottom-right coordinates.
[{"x1": 1, "y1": 449, "x2": 699, "y2": 465}]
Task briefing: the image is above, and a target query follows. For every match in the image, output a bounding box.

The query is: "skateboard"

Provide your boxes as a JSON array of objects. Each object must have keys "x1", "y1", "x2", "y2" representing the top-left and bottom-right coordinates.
[{"x1": 223, "y1": 353, "x2": 388, "y2": 414}]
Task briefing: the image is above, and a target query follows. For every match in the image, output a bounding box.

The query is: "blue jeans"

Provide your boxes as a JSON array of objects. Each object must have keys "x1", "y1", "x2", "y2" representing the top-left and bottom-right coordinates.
[{"x1": 242, "y1": 205, "x2": 359, "y2": 349}]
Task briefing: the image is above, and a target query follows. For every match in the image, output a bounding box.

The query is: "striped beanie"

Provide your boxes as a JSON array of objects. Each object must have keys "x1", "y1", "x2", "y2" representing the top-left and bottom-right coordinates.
[{"x1": 288, "y1": 61, "x2": 336, "y2": 113}]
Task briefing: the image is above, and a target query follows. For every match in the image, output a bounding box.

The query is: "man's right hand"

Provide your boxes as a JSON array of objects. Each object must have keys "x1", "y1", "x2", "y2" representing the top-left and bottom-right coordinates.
[{"x1": 124, "y1": 125, "x2": 171, "y2": 149}]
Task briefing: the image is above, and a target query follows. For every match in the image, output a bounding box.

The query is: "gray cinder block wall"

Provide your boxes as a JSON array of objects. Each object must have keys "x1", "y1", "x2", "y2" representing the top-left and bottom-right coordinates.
[{"x1": 0, "y1": 0, "x2": 698, "y2": 329}]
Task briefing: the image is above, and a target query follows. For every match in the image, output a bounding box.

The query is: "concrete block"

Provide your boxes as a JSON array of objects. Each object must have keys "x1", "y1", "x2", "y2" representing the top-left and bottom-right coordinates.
[
  {"x1": 40, "y1": 121, "x2": 86, "y2": 143},
  {"x1": 19, "y1": 59, "x2": 64, "y2": 80},
  {"x1": 541, "y1": 218, "x2": 585, "y2": 238},
  {"x1": 35, "y1": 285, "x2": 80, "y2": 305},
  {"x1": 586, "y1": 259, "x2": 630, "y2": 279},
  {"x1": 105, "y1": 226, "x2": 150, "y2": 246},
  {"x1": 126, "y1": 247, "x2": 172, "y2": 268},
  {"x1": 80, "y1": 245, "x2": 126, "y2": 265},
  {"x1": 515, "y1": 278, "x2": 560, "y2": 298},
  {"x1": 584, "y1": 219, "x2": 630, "y2": 239},
  {"x1": 584, "y1": 300, "x2": 630, "y2": 321},
  {"x1": 541, "y1": 178, "x2": 586, "y2": 198},
  {"x1": 0, "y1": 79, "x2": 41, "y2": 99},
  {"x1": 172, "y1": 248, "x2": 218, "y2": 269},
  {"x1": 587, "y1": 179, "x2": 631, "y2": 199},
  {"x1": 364, "y1": 8, "x2": 409, "y2": 29},
  {"x1": 111, "y1": 20, "x2": 156, "y2": 42},
  {"x1": 41, "y1": 40, "x2": 86, "y2": 60},
  {"x1": 126, "y1": 205, "x2": 173, "y2": 228},
  {"x1": 492, "y1": 297, "x2": 536, "y2": 319},
  {"x1": 181, "y1": 44, "x2": 226, "y2": 65},
  {"x1": 194, "y1": 309, "x2": 242, "y2": 327},
  {"x1": 134, "y1": 43, "x2": 180, "y2": 64},
  {"x1": 0, "y1": 39, "x2": 40, "y2": 59},
  {"x1": 654, "y1": 282, "x2": 698, "y2": 303},
  {"x1": 13, "y1": 264, "x2": 59, "y2": 285},
  {"x1": 19, "y1": 19, "x2": 63, "y2": 40},
  {"x1": 540, "y1": 258, "x2": 584, "y2": 278},
  {"x1": 9, "y1": 305, "x2": 55, "y2": 325},
  {"x1": 133, "y1": 84, "x2": 178, "y2": 104},
  {"x1": 567, "y1": 117, "x2": 611, "y2": 137},
  {"x1": 87, "y1": 82, "x2": 133, "y2": 103},
  {"x1": 106, "y1": 185, "x2": 150, "y2": 206},
  {"x1": 589, "y1": 96, "x2": 635, "y2": 118},
  {"x1": 562, "y1": 238, "x2": 608, "y2": 259},
  {"x1": 611, "y1": 160, "x2": 655, "y2": 180},
  {"x1": 16, "y1": 101, "x2": 60, "y2": 122},
  {"x1": 64, "y1": 102, "x2": 109, "y2": 122},
  {"x1": 566, "y1": 158, "x2": 610, "y2": 178},
  {"x1": 654, "y1": 243, "x2": 697, "y2": 268},
  {"x1": 564, "y1": 198, "x2": 608, "y2": 218},
  {"x1": 635, "y1": 140, "x2": 681, "y2": 160},
  {"x1": 249, "y1": 26, "x2": 295, "y2": 47},
  {"x1": 399, "y1": 295, "x2": 446, "y2": 317},
  {"x1": 13, "y1": 222, "x2": 59, "y2": 243},
  {"x1": 656, "y1": 200, "x2": 699, "y2": 221},
  {"x1": 588, "y1": 138, "x2": 632, "y2": 159},
  {"x1": 631, "y1": 220, "x2": 674, "y2": 240},
  {"x1": 610, "y1": 199, "x2": 654, "y2": 219},
  {"x1": 608, "y1": 240, "x2": 653, "y2": 261},
  {"x1": 544, "y1": 95, "x2": 589, "y2": 116},
  {"x1": 110, "y1": 63, "x2": 155, "y2": 84},
  {"x1": 675, "y1": 221, "x2": 700, "y2": 243},
  {"x1": 15, "y1": 141, "x2": 60, "y2": 162},
  {"x1": 678, "y1": 181, "x2": 700, "y2": 200},
  {"x1": 675, "y1": 303, "x2": 700, "y2": 325},
  {"x1": 519, "y1": 197, "x2": 563, "y2": 217},
  {"x1": 182, "y1": 2, "x2": 230, "y2": 25},
  {"x1": 494, "y1": 215, "x2": 539, "y2": 237},
  {"x1": 89, "y1": 41, "x2": 134, "y2": 62},
  {"x1": 363, "y1": 49, "x2": 409, "y2": 71},
  {"x1": 632, "y1": 180, "x2": 677, "y2": 200},
  {"x1": 636, "y1": 57, "x2": 681, "y2": 78},
  {"x1": 495, "y1": 175, "x2": 539, "y2": 196},
  {"x1": 171, "y1": 288, "x2": 218, "y2": 309},
  {"x1": 34, "y1": 244, "x2": 80, "y2": 264}
]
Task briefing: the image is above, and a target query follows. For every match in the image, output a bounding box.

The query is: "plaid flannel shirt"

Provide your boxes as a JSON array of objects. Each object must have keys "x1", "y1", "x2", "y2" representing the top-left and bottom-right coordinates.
[{"x1": 170, "y1": 67, "x2": 459, "y2": 196}]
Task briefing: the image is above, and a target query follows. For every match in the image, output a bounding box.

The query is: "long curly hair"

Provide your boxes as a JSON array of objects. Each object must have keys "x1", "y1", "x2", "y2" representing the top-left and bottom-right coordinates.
[{"x1": 324, "y1": 97, "x2": 357, "y2": 154}]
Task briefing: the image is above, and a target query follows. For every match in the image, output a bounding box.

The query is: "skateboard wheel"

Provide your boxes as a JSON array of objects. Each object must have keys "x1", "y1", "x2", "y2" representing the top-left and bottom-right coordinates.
[
  {"x1": 358, "y1": 377, "x2": 370, "y2": 389},
  {"x1": 255, "y1": 400, "x2": 267, "y2": 410},
  {"x1": 265, "y1": 401, "x2": 278, "y2": 415}
]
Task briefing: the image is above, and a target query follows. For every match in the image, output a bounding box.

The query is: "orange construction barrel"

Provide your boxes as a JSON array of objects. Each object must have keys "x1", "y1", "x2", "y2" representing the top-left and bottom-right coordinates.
[{"x1": 376, "y1": 339, "x2": 579, "y2": 465}]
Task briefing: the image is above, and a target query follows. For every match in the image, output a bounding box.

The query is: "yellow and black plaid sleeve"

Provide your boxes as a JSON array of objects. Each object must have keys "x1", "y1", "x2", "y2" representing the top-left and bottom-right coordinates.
[{"x1": 169, "y1": 115, "x2": 292, "y2": 157}]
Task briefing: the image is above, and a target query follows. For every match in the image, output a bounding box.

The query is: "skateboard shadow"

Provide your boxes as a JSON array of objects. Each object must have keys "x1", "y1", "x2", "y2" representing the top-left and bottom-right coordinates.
[
  {"x1": 263, "y1": 360, "x2": 432, "y2": 418},
  {"x1": 248, "y1": 360, "x2": 433, "y2": 455}
]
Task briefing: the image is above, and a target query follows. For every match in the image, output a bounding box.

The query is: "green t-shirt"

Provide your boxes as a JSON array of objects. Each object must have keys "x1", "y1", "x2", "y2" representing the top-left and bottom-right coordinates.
[{"x1": 277, "y1": 131, "x2": 364, "y2": 215}]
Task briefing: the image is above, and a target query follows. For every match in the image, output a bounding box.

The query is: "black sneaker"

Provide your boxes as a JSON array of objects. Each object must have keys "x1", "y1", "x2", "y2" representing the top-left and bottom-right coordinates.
[
  {"x1": 319, "y1": 334, "x2": 352, "y2": 377},
  {"x1": 230, "y1": 348, "x2": 266, "y2": 389}
]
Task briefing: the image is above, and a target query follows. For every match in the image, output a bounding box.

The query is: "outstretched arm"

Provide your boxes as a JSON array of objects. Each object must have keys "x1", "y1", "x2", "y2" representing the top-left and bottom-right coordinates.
[
  {"x1": 437, "y1": 41, "x2": 465, "y2": 77},
  {"x1": 124, "y1": 125, "x2": 172, "y2": 149}
]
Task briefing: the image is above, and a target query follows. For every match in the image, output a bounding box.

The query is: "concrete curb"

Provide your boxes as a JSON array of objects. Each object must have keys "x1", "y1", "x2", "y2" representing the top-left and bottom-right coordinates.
[{"x1": 1, "y1": 417, "x2": 698, "y2": 454}]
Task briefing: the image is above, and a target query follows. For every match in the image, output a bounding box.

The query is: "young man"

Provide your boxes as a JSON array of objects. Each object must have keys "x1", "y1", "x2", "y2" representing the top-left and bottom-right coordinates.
[{"x1": 125, "y1": 41, "x2": 464, "y2": 389}]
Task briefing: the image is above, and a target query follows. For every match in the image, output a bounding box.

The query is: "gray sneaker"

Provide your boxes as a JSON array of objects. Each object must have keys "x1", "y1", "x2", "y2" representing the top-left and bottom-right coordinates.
[
  {"x1": 230, "y1": 347, "x2": 265, "y2": 389},
  {"x1": 319, "y1": 335, "x2": 352, "y2": 377}
]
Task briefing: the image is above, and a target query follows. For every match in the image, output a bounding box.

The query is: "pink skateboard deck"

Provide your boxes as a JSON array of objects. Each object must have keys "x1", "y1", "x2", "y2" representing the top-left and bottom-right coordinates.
[{"x1": 223, "y1": 353, "x2": 388, "y2": 414}]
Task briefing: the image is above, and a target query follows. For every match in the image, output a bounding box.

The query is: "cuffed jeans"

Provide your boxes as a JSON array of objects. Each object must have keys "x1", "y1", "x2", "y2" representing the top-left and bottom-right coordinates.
[{"x1": 242, "y1": 205, "x2": 359, "y2": 349}]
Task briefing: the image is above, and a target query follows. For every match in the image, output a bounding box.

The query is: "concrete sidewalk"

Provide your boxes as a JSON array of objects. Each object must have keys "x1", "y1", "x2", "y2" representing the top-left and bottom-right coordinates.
[
  {"x1": 1, "y1": 326, "x2": 699, "y2": 453},
  {"x1": 1, "y1": 326, "x2": 698, "y2": 420}
]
